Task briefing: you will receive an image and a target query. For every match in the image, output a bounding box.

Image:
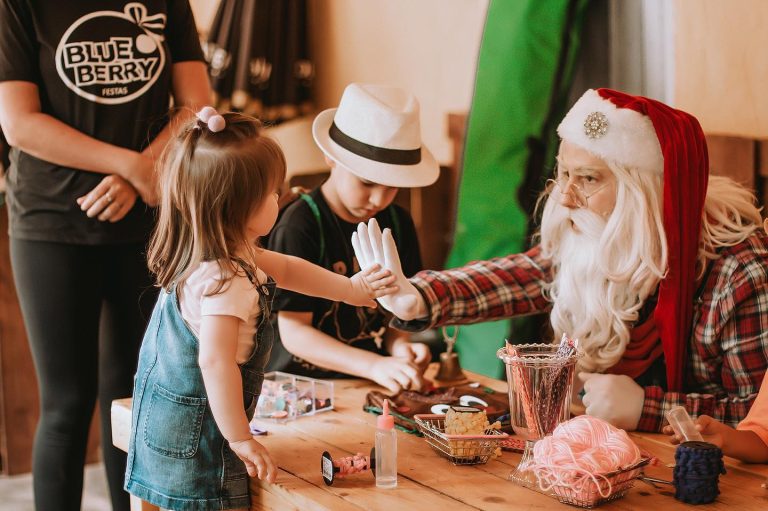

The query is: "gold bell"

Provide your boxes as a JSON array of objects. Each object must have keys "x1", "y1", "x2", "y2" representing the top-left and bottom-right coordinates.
[
  {"x1": 435, "y1": 351, "x2": 465, "y2": 381},
  {"x1": 435, "y1": 326, "x2": 465, "y2": 382}
]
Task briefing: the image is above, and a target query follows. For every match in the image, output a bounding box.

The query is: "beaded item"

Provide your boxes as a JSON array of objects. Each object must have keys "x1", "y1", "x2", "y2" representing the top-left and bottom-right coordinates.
[
  {"x1": 673, "y1": 441, "x2": 726, "y2": 504},
  {"x1": 583, "y1": 111, "x2": 608, "y2": 139}
]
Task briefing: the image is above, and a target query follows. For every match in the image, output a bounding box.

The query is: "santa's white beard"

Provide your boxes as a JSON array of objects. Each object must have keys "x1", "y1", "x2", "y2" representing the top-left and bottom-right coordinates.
[{"x1": 548, "y1": 209, "x2": 640, "y2": 373}]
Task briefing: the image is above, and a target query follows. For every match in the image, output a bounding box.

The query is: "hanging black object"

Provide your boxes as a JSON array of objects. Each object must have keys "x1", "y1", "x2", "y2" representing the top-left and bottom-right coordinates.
[{"x1": 204, "y1": 0, "x2": 313, "y2": 122}]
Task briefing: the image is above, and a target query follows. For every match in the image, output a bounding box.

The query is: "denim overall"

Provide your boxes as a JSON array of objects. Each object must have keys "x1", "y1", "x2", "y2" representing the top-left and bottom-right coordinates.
[{"x1": 125, "y1": 269, "x2": 275, "y2": 511}]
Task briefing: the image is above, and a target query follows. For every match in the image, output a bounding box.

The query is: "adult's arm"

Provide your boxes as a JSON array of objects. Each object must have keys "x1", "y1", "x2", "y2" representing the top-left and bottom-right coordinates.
[
  {"x1": 77, "y1": 61, "x2": 212, "y2": 217},
  {"x1": 141, "y1": 61, "x2": 212, "y2": 164},
  {"x1": 391, "y1": 245, "x2": 554, "y2": 331},
  {"x1": 0, "y1": 81, "x2": 151, "y2": 185}
]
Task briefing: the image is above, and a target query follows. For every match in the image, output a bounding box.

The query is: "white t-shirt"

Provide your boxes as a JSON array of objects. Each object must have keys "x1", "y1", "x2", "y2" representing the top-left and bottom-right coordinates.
[{"x1": 179, "y1": 261, "x2": 267, "y2": 364}]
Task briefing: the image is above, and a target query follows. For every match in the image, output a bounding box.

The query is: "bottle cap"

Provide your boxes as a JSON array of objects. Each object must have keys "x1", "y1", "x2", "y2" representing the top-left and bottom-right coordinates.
[{"x1": 377, "y1": 399, "x2": 395, "y2": 430}]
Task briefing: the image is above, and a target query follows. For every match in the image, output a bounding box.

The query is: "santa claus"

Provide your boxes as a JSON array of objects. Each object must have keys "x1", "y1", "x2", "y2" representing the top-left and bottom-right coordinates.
[{"x1": 352, "y1": 88, "x2": 768, "y2": 432}]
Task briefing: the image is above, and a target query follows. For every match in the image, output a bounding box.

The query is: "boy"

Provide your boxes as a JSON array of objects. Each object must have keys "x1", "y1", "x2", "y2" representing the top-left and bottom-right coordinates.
[{"x1": 266, "y1": 83, "x2": 439, "y2": 393}]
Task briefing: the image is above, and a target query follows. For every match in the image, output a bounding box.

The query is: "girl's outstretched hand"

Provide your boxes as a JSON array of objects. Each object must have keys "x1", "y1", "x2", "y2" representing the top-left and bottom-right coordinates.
[
  {"x1": 352, "y1": 219, "x2": 427, "y2": 320},
  {"x1": 347, "y1": 263, "x2": 397, "y2": 308},
  {"x1": 229, "y1": 438, "x2": 278, "y2": 483}
]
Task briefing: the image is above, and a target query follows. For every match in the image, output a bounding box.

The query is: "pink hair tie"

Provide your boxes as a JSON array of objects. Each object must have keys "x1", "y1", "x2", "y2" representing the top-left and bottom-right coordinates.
[{"x1": 196, "y1": 106, "x2": 226, "y2": 133}]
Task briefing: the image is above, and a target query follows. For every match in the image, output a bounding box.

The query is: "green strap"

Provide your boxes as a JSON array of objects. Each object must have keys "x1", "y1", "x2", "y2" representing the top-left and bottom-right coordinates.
[
  {"x1": 299, "y1": 193, "x2": 325, "y2": 263},
  {"x1": 300, "y1": 192, "x2": 401, "y2": 265},
  {"x1": 388, "y1": 206, "x2": 400, "y2": 241}
]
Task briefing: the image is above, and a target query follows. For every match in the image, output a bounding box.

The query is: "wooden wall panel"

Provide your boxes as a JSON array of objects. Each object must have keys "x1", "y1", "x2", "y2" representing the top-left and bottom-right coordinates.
[
  {"x1": 705, "y1": 135, "x2": 756, "y2": 188},
  {"x1": 0, "y1": 208, "x2": 37, "y2": 473}
]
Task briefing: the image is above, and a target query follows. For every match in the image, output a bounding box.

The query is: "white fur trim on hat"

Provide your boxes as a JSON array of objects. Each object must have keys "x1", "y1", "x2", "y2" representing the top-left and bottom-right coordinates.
[{"x1": 557, "y1": 89, "x2": 664, "y2": 174}]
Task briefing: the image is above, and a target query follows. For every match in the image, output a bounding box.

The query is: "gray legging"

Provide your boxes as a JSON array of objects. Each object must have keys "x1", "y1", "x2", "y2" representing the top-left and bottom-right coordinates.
[{"x1": 10, "y1": 238, "x2": 157, "y2": 511}]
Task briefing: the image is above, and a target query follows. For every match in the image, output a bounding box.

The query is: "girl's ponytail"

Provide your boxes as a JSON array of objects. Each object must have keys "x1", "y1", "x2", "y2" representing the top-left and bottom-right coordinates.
[{"x1": 148, "y1": 110, "x2": 286, "y2": 292}]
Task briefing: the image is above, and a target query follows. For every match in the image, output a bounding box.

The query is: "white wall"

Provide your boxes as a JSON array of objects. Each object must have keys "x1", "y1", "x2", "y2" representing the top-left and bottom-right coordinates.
[
  {"x1": 310, "y1": 0, "x2": 488, "y2": 164},
  {"x1": 674, "y1": 0, "x2": 768, "y2": 137},
  {"x1": 189, "y1": 0, "x2": 219, "y2": 37},
  {"x1": 188, "y1": 0, "x2": 489, "y2": 164}
]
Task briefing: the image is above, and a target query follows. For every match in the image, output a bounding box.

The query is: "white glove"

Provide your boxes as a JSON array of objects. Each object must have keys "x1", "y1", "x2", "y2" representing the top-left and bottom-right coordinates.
[
  {"x1": 351, "y1": 218, "x2": 426, "y2": 321},
  {"x1": 579, "y1": 372, "x2": 644, "y2": 431}
]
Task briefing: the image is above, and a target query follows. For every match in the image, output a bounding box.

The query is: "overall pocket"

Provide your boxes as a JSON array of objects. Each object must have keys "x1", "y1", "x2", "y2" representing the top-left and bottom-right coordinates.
[{"x1": 143, "y1": 384, "x2": 207, "y2": 459}]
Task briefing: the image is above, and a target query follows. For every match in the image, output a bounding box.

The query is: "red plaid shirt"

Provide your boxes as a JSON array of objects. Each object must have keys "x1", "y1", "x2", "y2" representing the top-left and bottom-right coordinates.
[{"x1": 394, "y1": 231, "x2": 768, "y2": 432}]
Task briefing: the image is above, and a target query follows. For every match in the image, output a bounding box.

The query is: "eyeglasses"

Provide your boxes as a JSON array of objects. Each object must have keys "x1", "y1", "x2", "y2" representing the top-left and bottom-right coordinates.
[{"x1": 546, "y1": 176, "x2": 611, "y2": 209}]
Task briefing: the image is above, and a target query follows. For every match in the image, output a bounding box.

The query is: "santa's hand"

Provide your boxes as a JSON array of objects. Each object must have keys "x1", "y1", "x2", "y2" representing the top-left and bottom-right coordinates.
[
  {"x1": 352, "y1": 219, "x2": 426, "y2": 320},
  {"x1": 579, "y1": 372, "x2": 644, "y2": 431}
]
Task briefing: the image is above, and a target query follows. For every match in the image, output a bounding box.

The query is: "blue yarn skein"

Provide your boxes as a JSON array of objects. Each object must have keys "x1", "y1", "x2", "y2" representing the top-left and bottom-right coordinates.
[{"x1": 673, "y1": 441, "x2": 726, "y2": 505}]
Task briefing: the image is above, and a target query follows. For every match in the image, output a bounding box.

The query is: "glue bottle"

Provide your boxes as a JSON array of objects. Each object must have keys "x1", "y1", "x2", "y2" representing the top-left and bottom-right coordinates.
[
  {"x1": 375, "y1": 399, "x2": 397, "y2": 488},
  {"x1": 666, "y1": 405, "x2": 705, "y2": 443}
]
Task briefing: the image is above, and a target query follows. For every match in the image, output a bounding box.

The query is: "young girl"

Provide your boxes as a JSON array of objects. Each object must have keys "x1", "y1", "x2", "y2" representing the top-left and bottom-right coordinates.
[{"x1": 124, "y1": 108, "x2": 395, "y2": 510}]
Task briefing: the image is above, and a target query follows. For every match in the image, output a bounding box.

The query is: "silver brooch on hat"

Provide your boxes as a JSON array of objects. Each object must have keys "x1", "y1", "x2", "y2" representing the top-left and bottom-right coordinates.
[{"x1": 584, "y1": 112, "x2": 608, "y2": 139}]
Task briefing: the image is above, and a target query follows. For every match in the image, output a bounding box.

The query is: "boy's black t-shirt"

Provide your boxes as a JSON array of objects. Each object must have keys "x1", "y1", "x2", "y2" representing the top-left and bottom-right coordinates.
[
  {"x1": 266, "y1": 187, "x2": 423, "y2": 378},
  {"x1": 0, "y1": 0, "x2": 204, "y2": 244}
]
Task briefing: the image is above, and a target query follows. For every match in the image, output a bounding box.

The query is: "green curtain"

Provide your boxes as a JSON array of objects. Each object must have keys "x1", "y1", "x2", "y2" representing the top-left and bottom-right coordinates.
[{"x1": 448, "y1": 0, "x2": 590, "y2": 378}]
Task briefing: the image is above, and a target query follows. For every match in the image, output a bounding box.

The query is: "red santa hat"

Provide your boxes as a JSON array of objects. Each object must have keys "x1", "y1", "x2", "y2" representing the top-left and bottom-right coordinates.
[{"x1": 557, "y1": 88, "x2": 709, "y2": 392}]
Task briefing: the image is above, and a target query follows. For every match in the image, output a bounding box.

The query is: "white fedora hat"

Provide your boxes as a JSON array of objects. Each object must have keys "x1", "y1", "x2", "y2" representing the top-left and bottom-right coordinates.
[{"x1": 312, "y1": 83, "x2": 439, "y2": 188}]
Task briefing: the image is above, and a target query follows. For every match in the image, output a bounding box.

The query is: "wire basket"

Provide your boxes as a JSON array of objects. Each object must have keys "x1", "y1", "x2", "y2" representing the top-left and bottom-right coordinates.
[
  {"x1": 414, "y1": 414, "x2": 509, "y2": 465},
  {"x1": 545, "y1": 457, "x2": 651, "y2": 508}
]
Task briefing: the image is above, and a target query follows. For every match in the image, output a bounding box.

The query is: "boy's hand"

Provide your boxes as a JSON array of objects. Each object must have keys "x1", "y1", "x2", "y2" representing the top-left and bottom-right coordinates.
[
  {"x1": 229, "y1": 438, "x2": 278, "y2": 483},
  {"x1": 352, "y1": 219, "x2": 426, "y2": 320},
  {"x1": 390, "y1": 339, "x2": 431, "y2": 372},
  {"x1": 370, "y1": 356, "x2": 424, "y2": 393},
  {"x1": 348, "y1": 264, "x2": 397, "y2": 308},
  {"x1": 662, "y1": 414, "x2": 726, "y2": 448}
]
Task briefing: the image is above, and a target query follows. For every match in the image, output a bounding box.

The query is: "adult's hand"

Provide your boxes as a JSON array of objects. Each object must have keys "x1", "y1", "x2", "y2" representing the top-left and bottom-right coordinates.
[
  {"x1": 76, "y1": 174, "x2": 137, "y2": 223},
  {"x1": 352, "y1": 219, "x2": 426, "y2": 321},
  {"x1": 123, "y1": 151, "x2": 158, "y2": 206},
  {"x1": 579, "y1": 372, "x2": 644, "y2": 431}
]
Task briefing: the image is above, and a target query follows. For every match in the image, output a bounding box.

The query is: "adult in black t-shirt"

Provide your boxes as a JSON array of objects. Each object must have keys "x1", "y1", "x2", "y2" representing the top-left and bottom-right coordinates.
[
  {"x1": 266, "y1": 83, "x2": 440, "y2": 393},
  {"x1": 0, "y1": 2, "x2": 211, "y2": 510}
]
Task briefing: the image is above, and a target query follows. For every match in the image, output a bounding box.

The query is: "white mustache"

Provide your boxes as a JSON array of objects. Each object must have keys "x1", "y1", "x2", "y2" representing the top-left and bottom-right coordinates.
[{"x1": 567, "y1": 209, "x2": 607, "y2": 239}]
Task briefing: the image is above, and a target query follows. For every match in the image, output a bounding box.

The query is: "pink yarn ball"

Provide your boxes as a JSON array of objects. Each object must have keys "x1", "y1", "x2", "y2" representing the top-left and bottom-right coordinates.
[{"x1": 524, "y1": 415, "x2": 642, "y2": 504}]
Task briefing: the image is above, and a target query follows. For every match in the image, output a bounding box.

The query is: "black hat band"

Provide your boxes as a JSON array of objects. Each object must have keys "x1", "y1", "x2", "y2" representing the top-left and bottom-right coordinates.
[{"x1": 329, "y1": 122, "x2": 421, "y2": 165}]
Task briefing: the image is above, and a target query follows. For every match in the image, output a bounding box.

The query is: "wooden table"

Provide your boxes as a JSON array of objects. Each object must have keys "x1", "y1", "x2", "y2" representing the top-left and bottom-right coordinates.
[{"x1": 112, "y1": 365, "x2": 768, "y2": 510}]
